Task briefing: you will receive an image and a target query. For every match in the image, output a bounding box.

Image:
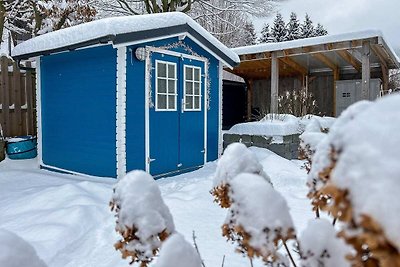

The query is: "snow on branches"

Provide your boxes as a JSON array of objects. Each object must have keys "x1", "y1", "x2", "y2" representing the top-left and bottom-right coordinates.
[
  {"x1": 110, "y1": 170, "x2": 175, "y2": 266},
  {"x1": 211, "y1": 143, "x2": 271, "y2": 208},
  {"x1": 0, "y1": 228, "x2": 47, "y2": 267},
  {"x1": 299, "y1": 219, "x2": 352, "y2": 267},
  {"x1": 222, "y1": 173, "x2": 295, "y2": 264},
  {"x1": 212, "y1": 143, "x2": 294, "y2": 265},
  {"x1": 308, "y1": 94, "x2": 400, "y2": 266},
  {"x1": 156, "y1": 233, "x2": 202, "y2": 267}
]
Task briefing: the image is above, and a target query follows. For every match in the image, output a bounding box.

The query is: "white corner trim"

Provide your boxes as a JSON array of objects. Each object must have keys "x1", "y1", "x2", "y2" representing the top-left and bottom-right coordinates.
[
  {"x1": 36, "y1": 57, "x2": 43, "y2": 166},
  {"x1": 145, "y1": 49, "x2": 151, "y2": 173},
  {"x1": 218, "y1": 61, "x2": 223, "y2": 157},
  {"x1": 204, "y1": 60, "x2": 208, "y2": 164},
  {"x1": 116, "y1": 47, "x2": 127, "y2": 179}
]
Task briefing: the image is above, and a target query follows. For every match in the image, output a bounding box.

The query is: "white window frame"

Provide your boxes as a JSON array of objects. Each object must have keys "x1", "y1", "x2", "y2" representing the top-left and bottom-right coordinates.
[
  {"x1": 183, "y1": 65, "x2": 202, "y2": 112},
  {"x1": 155, "y1": 60, "x2": 178, "y2": 111}
]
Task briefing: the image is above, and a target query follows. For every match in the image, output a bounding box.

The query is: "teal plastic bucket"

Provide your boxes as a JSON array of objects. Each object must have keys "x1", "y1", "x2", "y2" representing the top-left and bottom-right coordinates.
[{"x1": 6, "y1": 136, "x2": 37, "y2": 160}]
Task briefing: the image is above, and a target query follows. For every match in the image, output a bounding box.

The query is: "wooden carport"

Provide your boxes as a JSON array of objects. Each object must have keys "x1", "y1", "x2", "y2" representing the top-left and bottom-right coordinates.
[{"x1": 226, "y1": 30, "x2": 399, "y2": 118}]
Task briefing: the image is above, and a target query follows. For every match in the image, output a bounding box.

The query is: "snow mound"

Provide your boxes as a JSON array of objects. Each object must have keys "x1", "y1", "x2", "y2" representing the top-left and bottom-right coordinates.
[
  {"x1": 226, "y1": 173, "x2": 294, "y2": 258},
  {"x1": 299, "y1": 219, "x2": 352, "y2": 267},
  {"x1": 214, "y1": 143, "x2": 271, "y2": 187},
  {"x1": 310, "y1": 95, "x2": 400, "y2": 250},
  {"x1": 228, "y1": 114, "x2": 300, "y2": 136},
  {"x1": 111, "y1": 170, "x2": 175, "y2": 263},
  {"x1": 0, "y1": 229, "x2": 47, "y2": 267},
  {"x1": 156, "y1": 233, "x2": 202, "y2": 267}
]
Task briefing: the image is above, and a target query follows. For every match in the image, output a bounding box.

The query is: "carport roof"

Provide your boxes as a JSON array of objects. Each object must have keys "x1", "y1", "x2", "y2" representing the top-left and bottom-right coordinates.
[{"x1": 229, "y1": 30, "x2": 399, "y2": 80}]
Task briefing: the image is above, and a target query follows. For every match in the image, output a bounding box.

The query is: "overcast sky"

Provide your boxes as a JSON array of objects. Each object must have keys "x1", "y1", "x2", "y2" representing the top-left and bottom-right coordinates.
[{"x1": 254, "y1": 0, "x2": 400, "y2": 53}]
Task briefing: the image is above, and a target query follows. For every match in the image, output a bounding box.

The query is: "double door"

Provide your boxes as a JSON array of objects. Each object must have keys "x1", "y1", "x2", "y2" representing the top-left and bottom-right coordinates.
[{"x1": 148, "y1": 51, "x2": 206, "y2": 176}]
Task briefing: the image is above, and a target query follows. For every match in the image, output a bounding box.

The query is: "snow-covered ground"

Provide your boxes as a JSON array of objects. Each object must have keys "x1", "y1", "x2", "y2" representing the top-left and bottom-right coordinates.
[{"x1": 0, "y1": 148, "x2": 313, "y2": 267}]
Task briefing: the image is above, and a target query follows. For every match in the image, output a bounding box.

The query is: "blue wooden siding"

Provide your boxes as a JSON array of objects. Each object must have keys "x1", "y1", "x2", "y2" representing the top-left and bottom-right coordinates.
[
  {"x1": 126, "y1": 36, "x2": 220, "y2": 175},
  {"x1": 125, "y1": 47, "x2": 146, "y2": 172},
  {"x1": 40, "y1": 45, "x2": 117, "y2": 177}
]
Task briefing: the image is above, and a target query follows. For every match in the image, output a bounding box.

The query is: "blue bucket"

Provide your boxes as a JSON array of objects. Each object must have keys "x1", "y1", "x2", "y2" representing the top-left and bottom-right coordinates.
[{"x1": 6, "y1": 136, "x2": 37, "y2": 160}]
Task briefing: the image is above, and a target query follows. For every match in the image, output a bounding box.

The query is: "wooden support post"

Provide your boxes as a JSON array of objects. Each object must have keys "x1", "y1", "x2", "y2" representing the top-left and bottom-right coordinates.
[
  {"x1": 333, "y1": 68, "x2": 340, "y2": 117},
  {"x1": 0, "y1": 56, "x2": 9, "y2": 137},
  {"x1": 25, "y1": 61, "x2": 35, "y2": 135},
  {"x1": 361, "y1": 41, "x2": 371, "y2": 100},
  {"x1": 13, "y1": 61, "x2": 22, "y2": 135},
  {"x1": 271, "y1": 52, "x2": 279, "y2": 114},
  {"x1": 246, "y1": 79, "x2": 253, "y2": 120},
  {"x1": 381, "y1": 62, "x2": 389, "y2": 93}
]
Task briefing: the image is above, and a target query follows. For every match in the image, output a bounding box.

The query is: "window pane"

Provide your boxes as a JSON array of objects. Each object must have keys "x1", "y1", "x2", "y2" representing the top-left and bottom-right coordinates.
[
  {"x1": 186, "y1": 82, "x2": 193, "y2": 94},
  {"x1": 158, "y1": 79, "x2": 167, "y2": 93},
  {"x1": 186, "y1": 96, "x2": 193, "y2": 109},
  {"x1": 194, "y1": 83, "x2": 200, "y2": 95},
  {"x1": 194, "y1": 96, "x2": 200, "y2": 109},
  {"x1": 158, "y1": 94, "x2": 167, "y2": 109},
  {"x1": 194, "y1": 68, "x2": 200, "y2": 81},
  {"x1": 168, "y1": 64, "x2": 175, "y2": 78},
  {"x1": 186, "y1": 67, "x2": 193, "y2": 80},
  {"x1": 168, "y1": 80, "x2": 176, "y2": 94},
  {"x1": 168, "y1": 95, "x2": 175, "y2": 110},
  {"x1": 158, "y1": 63, "x2": 166, "y2": 77}
]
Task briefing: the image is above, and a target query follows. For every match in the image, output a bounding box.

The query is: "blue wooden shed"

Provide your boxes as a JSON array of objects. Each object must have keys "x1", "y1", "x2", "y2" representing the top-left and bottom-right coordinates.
[{"x1": 12, "y1": 12, "x2": 239, "y2": 179}]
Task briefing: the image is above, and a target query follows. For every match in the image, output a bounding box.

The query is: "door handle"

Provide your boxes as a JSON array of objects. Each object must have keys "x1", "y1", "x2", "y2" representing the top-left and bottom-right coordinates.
[
  {"x1": 181, "y1": 99, "x2": 185, "y2": 113},
  {"x1": 147, "y1": 157, "x2": 156, "y2": 164}
]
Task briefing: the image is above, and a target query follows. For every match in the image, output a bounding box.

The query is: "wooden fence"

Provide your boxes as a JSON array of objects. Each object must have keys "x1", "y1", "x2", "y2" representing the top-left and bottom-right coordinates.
[{"x1": 0, "y1": 56, "x2": 36, "y2": 138}]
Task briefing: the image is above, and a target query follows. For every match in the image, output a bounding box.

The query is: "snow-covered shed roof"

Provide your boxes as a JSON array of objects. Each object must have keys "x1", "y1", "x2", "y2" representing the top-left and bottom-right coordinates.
[
  {"x1": 230, "y1": 30, "x2": 399, "y2": 80},
  {"x1": 12, "y1": 12, "x2": 240, "y2": 68}
]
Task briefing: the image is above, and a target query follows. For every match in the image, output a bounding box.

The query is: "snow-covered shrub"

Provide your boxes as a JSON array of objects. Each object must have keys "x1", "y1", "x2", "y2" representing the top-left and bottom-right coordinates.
[
  {"x1": 308, "y1": 95, "x2": 400, "y2": 266},
  {"x1": 222, "y1": 173, "x2": 295, "y2": 264},
  {"x1": 0, "y1": 229, "x2": 47, "y2": 267},
  {"x1": 211, "y1": 143, "x2": 272, "y2": 208},
  {"x1": 299, "y1": 219, "x2": 352, "y2": 267},
  {"x1": 110, "y1": 170, "x2": 175, "y2": 266},
  {"x1": 156, "y1": 233, "x2": 202, "y2": 267},
  {"x1": 307, "y1": 101, "x2": 372, "y2": 215},
  {"x1": 299, "y1": 117, "x2": 331, "y2": 173}
]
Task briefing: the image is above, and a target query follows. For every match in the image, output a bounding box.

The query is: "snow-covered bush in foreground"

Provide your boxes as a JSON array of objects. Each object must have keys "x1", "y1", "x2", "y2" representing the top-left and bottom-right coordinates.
[
  {"x1": 222, "y1": 173, "x2": 295, "y2": 264},
  {"x1": 308, "y1": 95, "x2": 400, "y2": 266},
  {"x1": 110, "y1": 170, "x2": 175, "y2": 266},
  {"x1": 299, "y1": 117, "x2": 333, "y2": 174},
  {"x1": 211, "y1": 143, "x2": 271, "y2": 208},
  {"x1": 299, "y1": 219, "x2": 352, "y2": 267},
  {"x1": 156, "y1": 233, "x2": 202, "y2": 267},
  {"x1": 0, "y1": 229, "x2": 47, "y2": 267}
]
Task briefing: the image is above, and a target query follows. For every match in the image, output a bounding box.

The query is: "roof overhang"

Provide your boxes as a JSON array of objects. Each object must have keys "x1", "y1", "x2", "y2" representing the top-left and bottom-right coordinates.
[{"x1": 12, "y1": 13, "x2": 240, "y2": 68}]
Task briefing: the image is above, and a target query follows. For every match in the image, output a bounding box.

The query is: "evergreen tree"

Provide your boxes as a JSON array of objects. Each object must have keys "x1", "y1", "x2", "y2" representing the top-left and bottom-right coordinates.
[
  {"x1": 271, "y1": 12, "x2": 287, "y2": 42},
  {"x1": 286, "y1": 12, "x2": 300, "y2": 41},
  {"x1": 258, "y1": 23, "x2": 272, "y2": 43},
  {"x1": 300, "y1": 13, "x2": 314, "y2": 38},
  {"x1": 314, "y1": 23, "x2": 328, "y2": 36},
  {"x1": 243, "y1": 21, "x2": 257, "y2": 45}
]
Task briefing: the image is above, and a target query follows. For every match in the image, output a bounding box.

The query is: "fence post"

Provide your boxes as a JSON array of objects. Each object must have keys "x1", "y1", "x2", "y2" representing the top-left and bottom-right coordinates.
[
  {"x1": 13, "y1": 61, "x2": 22, "y2": 135},
  {"x1": 25, "y1": 61, "x2": 35, "y2": 135},
  {"x1": 0, "y1": 56, "x2": 9, "y2": 137}
]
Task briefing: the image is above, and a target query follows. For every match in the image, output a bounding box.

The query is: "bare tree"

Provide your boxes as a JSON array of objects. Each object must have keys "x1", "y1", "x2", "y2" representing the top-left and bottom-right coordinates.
[{"x1": 95, "y1": 0, "x2": 283, "y2": 47}]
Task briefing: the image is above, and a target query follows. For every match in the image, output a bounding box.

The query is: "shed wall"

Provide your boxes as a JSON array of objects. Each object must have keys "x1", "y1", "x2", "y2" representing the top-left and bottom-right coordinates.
[{"x1": 40, "y1": 45, "x2": 117, "y2": 177}]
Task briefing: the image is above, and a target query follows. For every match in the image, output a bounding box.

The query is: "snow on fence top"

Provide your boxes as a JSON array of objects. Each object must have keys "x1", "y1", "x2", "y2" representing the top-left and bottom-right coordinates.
[
  {"x1": 233, "y1": 30, "x2": 399, "y2": 63},
  {"x1": 12, "y1": 12, "x2": 239, "y2": 67},
  {"x1": 309, "y1": 94, "x2": 400, "y2": 251}
]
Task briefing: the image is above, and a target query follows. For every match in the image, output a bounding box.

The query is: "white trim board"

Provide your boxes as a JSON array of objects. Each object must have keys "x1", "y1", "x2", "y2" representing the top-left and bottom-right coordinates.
[
  {"x1": 116, "y1": 47, "x2": 127, "y2": 179},
  {"x1": 218, "y1": 61, "x2": 223, "y2": 157},
  {"x1": 36, "y1": 57, "x2": 43, "y2": 166}
]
